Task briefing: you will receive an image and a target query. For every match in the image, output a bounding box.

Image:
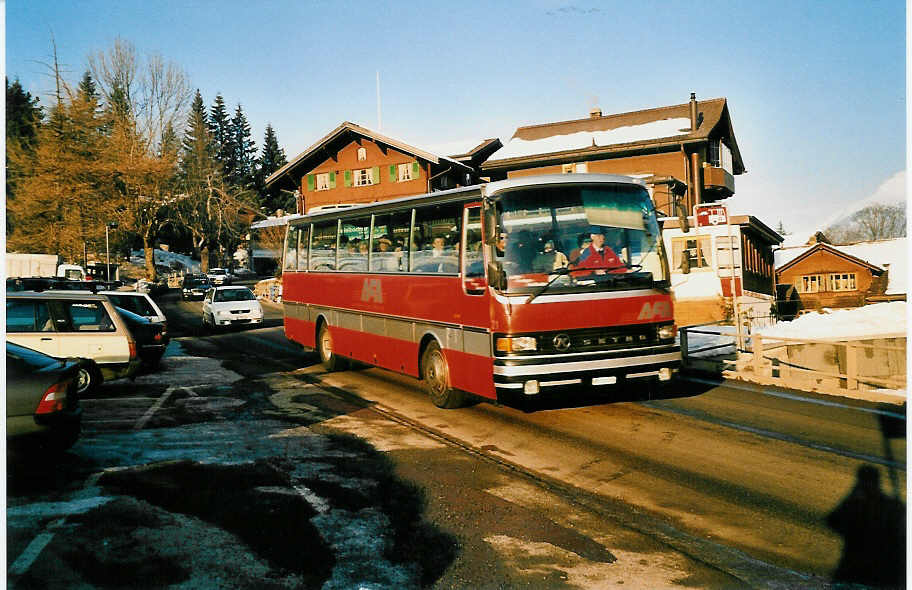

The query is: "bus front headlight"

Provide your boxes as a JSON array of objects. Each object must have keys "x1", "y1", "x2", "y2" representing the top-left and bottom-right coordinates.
[
  {"x1": 658, "y1": 324, "x2": 677, "y2": 340},
  {"x1": 496, "y1": 336, "x2": 537, "y2": 353}
]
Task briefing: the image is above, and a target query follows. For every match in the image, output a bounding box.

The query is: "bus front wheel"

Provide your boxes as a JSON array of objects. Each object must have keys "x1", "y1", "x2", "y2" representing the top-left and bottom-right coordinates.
[
  {"x1": 318, "y1": 323, "x2": 348, "y2": 371},
  {"x1": 421, "y1": 341, "x2": 465, "y2": 409}
]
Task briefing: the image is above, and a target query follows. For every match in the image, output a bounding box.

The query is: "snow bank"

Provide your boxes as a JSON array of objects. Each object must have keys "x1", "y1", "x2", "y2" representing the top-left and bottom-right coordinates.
[
  {"x1": 494, "y1": 118, "x2": 691, "y2": 160},
  {"x1": 671, "y1": 271, "x2": 723, "y2": 298},
  {"x1": 130, "y1": 249, "x2": 200, "y2": 273},
  {"x1": 757, "y1": 302, "x2": 906, "y2": 340}
]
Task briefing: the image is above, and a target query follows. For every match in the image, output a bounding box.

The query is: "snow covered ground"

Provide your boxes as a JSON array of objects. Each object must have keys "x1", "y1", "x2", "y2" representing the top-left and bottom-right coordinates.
[
  {"x1": 756, "y1": 301, "x2": 907, "y2": 341},
  {"x1": 130, "y1": 249, "x2": 201, "y2": 273}
]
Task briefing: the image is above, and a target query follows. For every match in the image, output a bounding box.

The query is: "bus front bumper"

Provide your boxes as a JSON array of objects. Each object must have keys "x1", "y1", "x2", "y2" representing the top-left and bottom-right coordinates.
[{"x1": 493, "y1": 346, "x2": 681, "y2": 394}]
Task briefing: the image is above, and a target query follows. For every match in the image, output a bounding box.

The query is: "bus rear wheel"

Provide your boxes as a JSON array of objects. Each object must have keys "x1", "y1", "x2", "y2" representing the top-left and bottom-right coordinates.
[
  {"x1": 318, "y1": 323, "x2": 348, "y2": 371},
  {"x1": 421, "y1": 341, "x2": 465, "y2": 409}
]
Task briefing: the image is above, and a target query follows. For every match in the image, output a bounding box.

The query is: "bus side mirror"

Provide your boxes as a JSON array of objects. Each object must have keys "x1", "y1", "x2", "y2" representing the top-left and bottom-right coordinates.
[
  {"x1": 680, "y1": 255, "x2": 690, "y2": 275},
  {"x1": 483, "y1": 204, "x2": 499, "y2": 244},
  {"x1": 487, "y1": 261, "x2": 507, "y2": 290}
]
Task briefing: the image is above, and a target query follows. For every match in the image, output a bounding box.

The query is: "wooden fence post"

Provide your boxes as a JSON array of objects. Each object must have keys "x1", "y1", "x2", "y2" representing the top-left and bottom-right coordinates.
[
  {"x1": 845, "y1": 343, "x2": 858, "y2": 390},
  {"x1": 680, "y1": 329, "x2": 689, "y2": 365},
  {"x1": 753, "y1": 334, "x2": 764, "y2": 375}
]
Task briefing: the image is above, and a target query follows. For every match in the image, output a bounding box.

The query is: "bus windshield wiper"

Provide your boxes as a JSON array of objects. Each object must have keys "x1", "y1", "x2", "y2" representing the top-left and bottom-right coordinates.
[
  {"x1": 571, "y1": 262, "x2": 642, "y2": 274},
  {"x1": 524, "y1": 266, "x2": 571, "y2": 304}
]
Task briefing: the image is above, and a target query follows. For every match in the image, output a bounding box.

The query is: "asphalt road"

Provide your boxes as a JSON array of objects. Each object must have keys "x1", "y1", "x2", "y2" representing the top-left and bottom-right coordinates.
[{"x1": 7, "y1": 287, "x2": 906, "y2": 589}]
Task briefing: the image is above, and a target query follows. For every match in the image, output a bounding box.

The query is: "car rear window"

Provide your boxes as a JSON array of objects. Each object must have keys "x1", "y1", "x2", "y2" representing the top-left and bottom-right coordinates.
[{"x1": 107, "y1": 294, "x2": 156, "y2": 317}]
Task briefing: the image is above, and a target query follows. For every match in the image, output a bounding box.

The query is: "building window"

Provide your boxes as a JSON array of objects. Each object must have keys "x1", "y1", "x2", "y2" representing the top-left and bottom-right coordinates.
[
  {"x1": 354, "y1": 168, "x2": 373, "y2": 186},
  {"x1": 562, "y1": 163, "x2": 574, "y2": 174},
  {"x1": 708, "y1": 140, "x2": 734, "y2": 174},
  {"x1": 357, "y1": 147, "x2": 367, "y2": 161},
  {"x1": 397, "y1": 163, "x2": 413, "y2": 182},
  {"x1": 575, "y1": 163, "x2": 588, "y2": 173},
  {"x1": 315, "y1": 173, "x2": 330, "y2": 191},
  {"x1": 671, "y1": 236, "x2": 711, "y2": 272},
  {"x1": 798, "y1": 274, "x2": 824, "y2": 293},
  {"x1": 829, "y1": 273, "x2": 857, "y2": 291}
]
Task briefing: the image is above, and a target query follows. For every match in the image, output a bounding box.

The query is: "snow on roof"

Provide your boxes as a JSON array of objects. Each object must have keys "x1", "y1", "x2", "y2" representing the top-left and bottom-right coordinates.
[
  {"x1": 250, "y1": 214, "x2": 304, "y2": 229},
  {"x1": 757, "y1": 301, "x2": 906, "y2": 340},
  {"x1": 493, "y1": 118, "x2": 692, "y2": 160},
  {"x1": 775, "y1": 238, "x2": 907, "y2": 295}
]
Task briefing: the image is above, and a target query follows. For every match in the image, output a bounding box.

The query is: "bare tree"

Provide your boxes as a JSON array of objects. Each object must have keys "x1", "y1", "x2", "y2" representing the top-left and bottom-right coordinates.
[{"x1": 826, "y1": 204, "x2": 906, "y2": 244}]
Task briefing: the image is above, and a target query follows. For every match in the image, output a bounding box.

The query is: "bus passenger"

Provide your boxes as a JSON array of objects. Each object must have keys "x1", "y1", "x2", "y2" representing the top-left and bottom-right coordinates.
[{"x1": 532, "y1": 240, "x2": 569, "y2": 273}]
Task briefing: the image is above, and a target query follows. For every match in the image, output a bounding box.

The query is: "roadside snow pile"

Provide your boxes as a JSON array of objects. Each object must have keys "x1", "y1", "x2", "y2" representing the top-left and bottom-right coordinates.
[
  {"x1": 757, "y1": 302, "x2": 906, "y2": 341},
  {"x1": 130, "y1": 249, "x2": 200, "y2": 273}
]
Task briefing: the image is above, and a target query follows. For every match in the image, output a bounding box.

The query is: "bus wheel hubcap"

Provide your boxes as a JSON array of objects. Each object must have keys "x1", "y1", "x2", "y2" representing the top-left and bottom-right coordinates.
[{"x1": 428, "y1": 353, "x2": 445, "y2": 392}]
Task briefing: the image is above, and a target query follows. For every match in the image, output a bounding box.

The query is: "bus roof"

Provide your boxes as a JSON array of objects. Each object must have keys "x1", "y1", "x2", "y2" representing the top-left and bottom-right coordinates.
[{"x1": 288, "y1": 173, "x2": 647, "y2": 227}]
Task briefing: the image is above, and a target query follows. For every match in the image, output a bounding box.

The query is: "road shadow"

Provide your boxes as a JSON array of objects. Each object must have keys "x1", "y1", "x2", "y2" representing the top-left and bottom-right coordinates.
[
  {"x1": 827, "y1": 407, "x2": 906, "y2": 589},
  {"x1": 496, "y1": 376, "x2": 716, "y2": 413}
]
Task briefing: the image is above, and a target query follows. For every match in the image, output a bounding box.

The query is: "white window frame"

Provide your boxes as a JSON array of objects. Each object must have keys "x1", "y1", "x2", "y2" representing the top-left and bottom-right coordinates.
[
  {"x1": 357, "y1": 147, "x2": 367, "y2": 161},
  {"x1": 397, "y1": 163, "x2": 413, "y2": 182},
  {"x1": 315, "y1": 173, "x2": 330, "y2": 191},
  {"x1": 798, "y1": 274, "x2": 824, "y2": 293},
  {"x1": 828, "y1": 272, "x2": 857, "y2": 291},
  {"x1": 354, "y1": 168, "x2": 373, "y2": 187}
]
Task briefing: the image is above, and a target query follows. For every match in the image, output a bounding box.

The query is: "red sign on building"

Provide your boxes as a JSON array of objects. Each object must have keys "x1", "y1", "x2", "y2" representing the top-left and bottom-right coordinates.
[{"x1": 695, "y1": 204, "x2": 728, "y2": 227}]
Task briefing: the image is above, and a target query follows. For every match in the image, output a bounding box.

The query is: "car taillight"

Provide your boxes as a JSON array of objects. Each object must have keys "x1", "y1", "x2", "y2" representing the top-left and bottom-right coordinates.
[
  {"x1": 36, "y1": 379, "x2": 71, "y2": 414},
  {"x1": 129, "y1": 339, "x2": 138, "y2": 360},
  {"x1": 153, "y1": 331, "x2": 162, "y2": 343}
]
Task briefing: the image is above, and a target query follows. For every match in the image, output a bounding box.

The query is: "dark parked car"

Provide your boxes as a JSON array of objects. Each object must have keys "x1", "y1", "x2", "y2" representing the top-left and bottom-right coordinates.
[
  {"x1": 181, "y1": 275, "x2": 212, "y2": 300},
  {"x1": 7, "y1": 341, "x2": 82, "y2": 452},
  {"x1": 6, "y1": 277, "x2": 56, "y2": 292},
  {"x1": 113, "y1": 306, "x2": 167, "y2": 367}
]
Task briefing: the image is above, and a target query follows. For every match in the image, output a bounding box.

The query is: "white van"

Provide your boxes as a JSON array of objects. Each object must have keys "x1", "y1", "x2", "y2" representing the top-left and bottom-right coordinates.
[{"x1": 6, "y1": 292, "x2": 141, "y2": 393}]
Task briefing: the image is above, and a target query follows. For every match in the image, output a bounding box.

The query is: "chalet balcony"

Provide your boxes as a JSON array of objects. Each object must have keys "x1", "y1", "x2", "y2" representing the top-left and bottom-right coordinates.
[{"x1": 703, "y1": 165, "x2": 735, "y2": 197}]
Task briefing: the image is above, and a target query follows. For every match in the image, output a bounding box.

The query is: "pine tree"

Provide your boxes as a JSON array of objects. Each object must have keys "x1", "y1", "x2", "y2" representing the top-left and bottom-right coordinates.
[
  {"x1": 228, "y1": 103, "x2": 257, "y2": 189},
  {"x1": 77, "y1": 71, "x2": 98, "y2": 105},
  {"x1": 7, "y1": 78, "x2": 43, "y2": 146},
  {"x1": 180, "y1": 90, "x2": 213, "y2": 183},
  {"x1": 256, "y1": 123, "x2": 288, "y2": 212},
  {"x1": 208, "y1": 93, "x2": 231, "y2": 169}
]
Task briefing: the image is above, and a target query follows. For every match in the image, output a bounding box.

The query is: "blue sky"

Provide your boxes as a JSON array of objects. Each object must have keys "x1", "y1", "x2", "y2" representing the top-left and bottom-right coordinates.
[{"x1": 6, "y1": 1, "x2": 906, "y2": 235}]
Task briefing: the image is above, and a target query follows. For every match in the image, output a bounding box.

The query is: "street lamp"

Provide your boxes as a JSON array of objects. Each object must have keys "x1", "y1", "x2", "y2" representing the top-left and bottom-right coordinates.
[{"x1": 105, "y1": 221, "x2": 118, "y2": 282}]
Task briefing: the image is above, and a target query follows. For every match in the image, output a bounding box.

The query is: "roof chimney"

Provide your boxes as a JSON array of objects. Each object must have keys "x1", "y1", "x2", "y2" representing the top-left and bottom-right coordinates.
[
  {"x1": 589, "y1": 106, "x2": 602, "y2": 119},
  {"x1": 689, "y1": 92, "x2": 698, "y2": 132}
]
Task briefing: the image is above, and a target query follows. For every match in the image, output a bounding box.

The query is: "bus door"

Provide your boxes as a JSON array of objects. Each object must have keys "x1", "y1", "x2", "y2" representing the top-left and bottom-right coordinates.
[{"x1": 460, "y1": 203, "x2": 491, "y2": 326}]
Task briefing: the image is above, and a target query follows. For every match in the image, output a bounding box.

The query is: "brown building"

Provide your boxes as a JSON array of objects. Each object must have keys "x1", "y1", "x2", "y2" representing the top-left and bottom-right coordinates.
[
  {"x1": 776, "y1": 242, "x2": 897, "y2": 313},
  {"x1": 482, "y1": 93, "x2": 745, "y2": 217},
  {"x1": 265, "y1": 122, "x2": 501, "y2": 214}
]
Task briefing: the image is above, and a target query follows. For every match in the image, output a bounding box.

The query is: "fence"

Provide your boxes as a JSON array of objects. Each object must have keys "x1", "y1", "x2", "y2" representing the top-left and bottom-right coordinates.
[{"x1": 680, "y1": 322, "x2": 907, "y2": 397}]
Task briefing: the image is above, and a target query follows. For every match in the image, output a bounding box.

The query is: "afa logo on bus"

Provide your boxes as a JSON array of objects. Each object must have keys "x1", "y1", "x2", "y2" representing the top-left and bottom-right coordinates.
[{"x1": 637, "y1": 301, "x2": 672, "y2": 320}]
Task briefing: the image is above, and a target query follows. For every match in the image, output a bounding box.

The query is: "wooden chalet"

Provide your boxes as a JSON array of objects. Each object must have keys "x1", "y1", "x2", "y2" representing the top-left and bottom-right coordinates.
[
  {"x1": 264, "y1": 122, "x2": 500, "y2": 214},
  {"x1": 482, "y1": 93, "x2": 745, "y2": 217}
]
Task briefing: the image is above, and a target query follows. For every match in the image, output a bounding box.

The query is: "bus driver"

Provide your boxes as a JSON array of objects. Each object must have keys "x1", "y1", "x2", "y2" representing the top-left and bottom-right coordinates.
[{"x1": 573, "y1": 226, "x2": 625, "y2": 274}]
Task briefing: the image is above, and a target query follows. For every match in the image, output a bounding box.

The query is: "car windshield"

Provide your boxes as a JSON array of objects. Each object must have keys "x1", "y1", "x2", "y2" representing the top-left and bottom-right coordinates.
[
  {"x1": 188, "y1": 279, "x2": 209, "y2": 287},
  {"x1": 491, "y1": 184, "x2": 668, "y2": 294},
  {"x1": 213, "y1": 289, "x2": 255, "y2": 303},
  {"x1": 209, "y1": 269, "x2": 226, "y2": 275}
]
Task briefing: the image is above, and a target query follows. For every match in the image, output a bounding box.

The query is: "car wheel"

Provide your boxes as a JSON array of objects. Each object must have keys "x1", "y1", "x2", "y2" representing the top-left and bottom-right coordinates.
[
  {"x1": 317, "y1": 323, "x2": 348, "y2": 371},
  {"x1": 76, "y1": 363, "x2": 101, "y2": 395},
  {"x1": 421, "y1": 341, "x2": 466, "y2": 409}
]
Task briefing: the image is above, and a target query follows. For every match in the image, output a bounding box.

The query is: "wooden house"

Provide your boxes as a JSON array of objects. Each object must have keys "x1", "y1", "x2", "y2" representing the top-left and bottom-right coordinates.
[
  {"x1": 264, "y1": 122, "x2": 500, "y2": 214},
  {"x1": 482, "y1": 93, "x2": 745, "y2": 217}
]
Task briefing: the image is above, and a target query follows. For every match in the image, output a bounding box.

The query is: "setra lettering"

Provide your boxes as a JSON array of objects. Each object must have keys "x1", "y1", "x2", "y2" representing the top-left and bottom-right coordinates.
[
  {"x1": 637, "y1": 301, "x2": 671, "y2": 320},
  {"x1": 361, "y1": 278, "x2": 383, "y2": 303}
]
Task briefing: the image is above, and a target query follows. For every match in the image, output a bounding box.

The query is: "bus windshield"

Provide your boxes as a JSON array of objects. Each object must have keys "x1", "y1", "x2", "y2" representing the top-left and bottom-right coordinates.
[{"x1": 493, "y1": 184, "x2": 668, "y2": 294}]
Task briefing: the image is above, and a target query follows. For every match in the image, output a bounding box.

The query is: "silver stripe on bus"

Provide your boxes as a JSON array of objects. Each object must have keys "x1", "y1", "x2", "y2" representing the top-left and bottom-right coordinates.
[
  {"x1": 291, "y1": 304, "x2": 492, "y2": 357},
  {"x1": 492, "y1": 288, "x2": 668, "y2": 305},
  {"x1": 540, "y1": 378, "x2": 583, "y2": 387},
  {"x1": 492, "y1": 351, "x2": 681, "y2": 377}
]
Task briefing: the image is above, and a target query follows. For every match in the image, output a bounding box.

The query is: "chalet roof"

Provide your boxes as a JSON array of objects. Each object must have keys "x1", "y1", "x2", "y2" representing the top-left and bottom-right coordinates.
[
  {"x1": 776, "y1": 242, "x2": 884, "y2": 275},
  {"x1": 448, "y1": 138, "x2": 503, "y2": 168},
  {"x1": 265, "y1": 121, "x2": 474, "y2": 191},
  {"x1": 484, "y1": 97, "x2": 745, "y2": 174}
]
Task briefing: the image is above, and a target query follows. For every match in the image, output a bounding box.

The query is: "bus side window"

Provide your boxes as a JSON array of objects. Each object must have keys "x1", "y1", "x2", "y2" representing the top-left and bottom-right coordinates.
[
  {"x1": 339, "y1": 217, "x2": 370, "y2": 272},
  {"x1": 412, "y1": 203, "x2": 461, "y2": 273},
  {"x1": 311, "y1": 221, "x2": 337, "y2": 271},
  {"x1": 296, "y1": 225, "x2": 309, "y2": 271},
  {"x1": 371, "y1": 211, "x2": 410, "y2": 272},
  {"x1": 284, "y1": 227, "x2": 299, "y2": 271}
]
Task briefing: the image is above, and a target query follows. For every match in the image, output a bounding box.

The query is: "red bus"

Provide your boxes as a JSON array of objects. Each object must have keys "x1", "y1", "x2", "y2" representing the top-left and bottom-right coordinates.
[{"x1": 281, "y1": 174, "x2": 680, "y2": 408}]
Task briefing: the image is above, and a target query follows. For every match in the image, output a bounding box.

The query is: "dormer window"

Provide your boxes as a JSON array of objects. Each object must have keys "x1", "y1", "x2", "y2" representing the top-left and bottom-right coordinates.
[{"x1": 357, "y1": 147, "x2": 367, "y2": 161}]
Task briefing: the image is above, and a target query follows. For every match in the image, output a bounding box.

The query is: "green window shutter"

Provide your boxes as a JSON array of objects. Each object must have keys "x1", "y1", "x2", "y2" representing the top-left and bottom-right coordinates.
[
  {"x1": 372, "y1": 166, "x2": 380, "y2": 184},
  {"x1": 412, "y1": 162, "x2": 420, "y2": 179},
  {"x1": 389, "y1": 165, "x2": 397, "y2": 182},
  {"x1": 329, "y1": 172, "x2": 336, "y2": 189},
  {"x1": 344, "y1": 170, "x2": 352, "y2": 187},
  {"x1": 306, "y1": 174, "x2": 315, "y2": 191}
]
